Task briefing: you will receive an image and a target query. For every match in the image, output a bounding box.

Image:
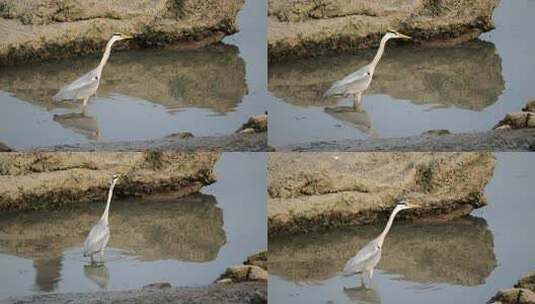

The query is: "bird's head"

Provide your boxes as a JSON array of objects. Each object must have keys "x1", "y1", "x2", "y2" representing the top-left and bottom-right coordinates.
[
  {"x1": 395, "y1": 198, "x2": 420, "y2": 211},
  {"x1": 111, "y1": 32, "x2": 133, "y2": 41},
  {"x1": 385, "y1": 29, "x2": 412, "y2": 40},
  {"x1": 111, "y1": 174, "x2": 122, "y2": 184}
]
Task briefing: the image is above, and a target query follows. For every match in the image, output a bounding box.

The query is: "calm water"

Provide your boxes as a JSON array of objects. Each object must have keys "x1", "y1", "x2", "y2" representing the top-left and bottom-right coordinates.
[
  {"x1": 0, "y1": 0, "x2": 267, "y2": 150},
  {"x1": 268, "y1": 153, "x2": 535, "y2": 303},
  {"x1": 0, "y1": 153, "x2": 267, "y2": 299},
  {"x1": 268, "y1": 0, "x2": 535, "y2": 147}
]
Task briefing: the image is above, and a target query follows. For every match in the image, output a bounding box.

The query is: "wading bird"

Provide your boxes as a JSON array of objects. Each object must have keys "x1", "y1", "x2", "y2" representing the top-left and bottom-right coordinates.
[
  {"x1": 324, "y1": 30, "x2": 411, "y2": 108},
  {"x1": 53, "y1": 33, "x2": 133, "y2": 108},
  {"x1": 343, "y1": 200, "x2": 418, "y2": 287},
  {"x1": 84, "y1": 174, "x2": 121, "y2": 264}
]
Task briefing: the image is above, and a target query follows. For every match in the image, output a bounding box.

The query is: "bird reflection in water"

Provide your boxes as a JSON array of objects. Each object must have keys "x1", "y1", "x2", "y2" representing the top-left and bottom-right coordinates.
[
  {"x1": 343, "y1": 285, "x2": 381, "y2": 304},
  {"x1": 53, "y1": 111, "x2": 100, "y2": 140},
  {"x1": 84, "y1": 264, "x2": 110, "y2": 289},
  {"x1": 324, "y1": 105, "x2": 377, "y2": 138}
]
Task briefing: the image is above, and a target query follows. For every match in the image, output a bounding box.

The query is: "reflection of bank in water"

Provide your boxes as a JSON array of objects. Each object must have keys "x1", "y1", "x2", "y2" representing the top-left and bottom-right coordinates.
[
  {"x1": 0, "y1": 193, "x2": 226, "y2": 293},
  {"x1": 0, "y1": 45, "x2": 246, "y2": 114},
  {"x1": 269, "y1": 217, "x2": 496, "y2": 287},
  {"x1": 269, "y1": 40, "x2": 504, "y2": 111}
]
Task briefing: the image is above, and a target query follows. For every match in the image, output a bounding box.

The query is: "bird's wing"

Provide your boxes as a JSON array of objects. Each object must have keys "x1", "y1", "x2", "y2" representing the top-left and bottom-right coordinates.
[
  {"x1": 343, "y1": 240, "x2": 381, "y2": 275},
  {"x1": 84, "y1": 222, "x2": 109, "y2": 256},
  {"x1": 53, "y1": 68, "x2": 100, "y2": 101},
  {"x1": 324, "y1": 65, "x2": 371, "y2": 97}
]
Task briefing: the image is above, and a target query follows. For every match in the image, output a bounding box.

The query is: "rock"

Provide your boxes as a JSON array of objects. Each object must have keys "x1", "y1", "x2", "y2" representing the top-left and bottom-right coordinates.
[
  {"x1": 251, "y1": 290, "x2": 268, "y2": 304},
  {"x1": 516, "y1": 272, "x2": 535, "y2": 291},
  {"x1": 143, "y1": 282, "x2": 172, "y2": 289},
  {"x1": 236, "y1": 115, "x2": 268, "y2": 134},
  {"x1": 523, "y1": 100, "x2": 535, "y2": 113},
  {"x1": 0, "y1": 0, "x2": 244, "y2": 65},
  {"x1": 422, "y1": 129, "x2": 451, "y2": 136},
  {"x1": 220, "y1": 265, "x2": 268, "y2": 282},
  {"x1": 494, "y1": 112, "x2": 535, "y2": 130},
  {"x1": 165, "y1": 132, "x2": 195, "y2": 140},
  {"x1": 0, "y1": 142, "x2": 13, "y2": 152},
  {"x1": 268, "y1": 0, "x2": 499, "y2": 60},
  {"x1": 268, "y1": 152, "x2": 496, "y2": 234},
  {"x1": 245, "y1": 251, "x2": 267, "y2": 270},
  {"x1": 0, "y1": 152, "x2": 219, "y2": 212},
  {"x1": 489, "y1": 288, "x2": 535, "y2": 304}
]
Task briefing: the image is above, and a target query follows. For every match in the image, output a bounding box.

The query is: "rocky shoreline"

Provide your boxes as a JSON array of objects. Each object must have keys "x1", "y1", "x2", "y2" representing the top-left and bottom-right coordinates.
[
  {"x1": 268, "y1": 152, "x2": 496, "y2": 235},
  {"x1": 0, "y1": 0, "x2": 244, "y2": 65},
  {"x1": 279, "y1": 128, "x2": 535, "y2": 152},
  {"x1": 0, "y1": 282, "x2": 266, "y2": 304},
  {"x1": 0, "y1": 152, "x2": 219, "y2": 213},
  {"x1": 268, "y1": 0, "x2": 500, "y2": 60}
]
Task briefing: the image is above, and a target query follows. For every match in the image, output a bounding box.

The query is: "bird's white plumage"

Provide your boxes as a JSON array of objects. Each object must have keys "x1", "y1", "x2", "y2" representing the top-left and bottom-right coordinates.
[
  {"x1": 324, "y1": 64, "x2": 372, "y2": 97},
  {"x1": 343, "y1": 238, "x2": 381, "y2": 276},
  {"x1": 84, "y1": 221, "x2": 110, "y2": 257},
  {"x1": 53, "y1": 68, "x2": 100, "y2": 101}
]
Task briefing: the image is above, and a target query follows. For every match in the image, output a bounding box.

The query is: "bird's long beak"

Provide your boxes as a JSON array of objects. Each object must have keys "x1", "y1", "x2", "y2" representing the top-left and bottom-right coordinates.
[
  {"x1": 398, "y1": 33, "x2": 412, "y2": 39},
  {"x1": 122, "y1": 34, "x2": 133, "y2": 40},
  {"x1": 406, "y1": 202, "x2": 420, "y2": 208}
]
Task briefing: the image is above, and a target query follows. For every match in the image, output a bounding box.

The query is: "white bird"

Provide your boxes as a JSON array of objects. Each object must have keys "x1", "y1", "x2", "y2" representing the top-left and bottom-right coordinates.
[
  {"x1": 53, "y1": 33, "x2": 133, "y2": 108},
  {"x1": 324, "y1": 30, "x2": 412, "y2": 108},
  {"x1": 343, "y1": 200, "x2": 418, "y2": 287},
  {"x1": 84, "y1": 174, "x2": 121, "y2": 264}
]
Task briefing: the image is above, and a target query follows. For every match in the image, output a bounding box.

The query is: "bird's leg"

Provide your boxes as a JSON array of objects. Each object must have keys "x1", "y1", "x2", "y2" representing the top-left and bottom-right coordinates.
[
  {"x1": 369, "y1": 268, "x2": 374, "y2": 287},
  {"x1": 352, "y1": 93, "x2": 363, "y2": 111},
  {"x1": 100, "y1": 250, "x2": 105, "y2": 264},
  {"x1": 90, "y1": 254, "x2": 95, "y2": 265},
  {"x1": 360, "y1": 274, "x2": 365, "y2": 288},
  {"x1": 82, "y1": 97, "x2": 89, "y2": 110}
]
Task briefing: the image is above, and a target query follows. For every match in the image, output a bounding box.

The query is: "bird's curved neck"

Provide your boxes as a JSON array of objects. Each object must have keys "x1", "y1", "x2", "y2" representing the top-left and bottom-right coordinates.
[
  {"x1": 378, "y1": 207, "x2": 401, "y2": 246},
  {"x1": 100, "y1": 180, "x2": 117, "y2": 224},
  {"x1": 97, "y1": 38, "x2": 116, "y2": 72},
  {"x1": 370, "y1": 35, "x2": 390, "y2": 71}
]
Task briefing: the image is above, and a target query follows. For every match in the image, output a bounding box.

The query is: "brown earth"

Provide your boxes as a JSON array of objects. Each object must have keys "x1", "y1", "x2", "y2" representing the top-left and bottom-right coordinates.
[
  {"x1": 0, "y1": 152, "x2": 219, "y2": 212},
  {"x1": 268, "y1": 152, "x2": 496, "y2": 234},
  {"x1": 268, "y1": 0, "x2": 500, "y2": 60},
  {"x1": 0, "y1": 0, "x2": 244, "y2": 65}
]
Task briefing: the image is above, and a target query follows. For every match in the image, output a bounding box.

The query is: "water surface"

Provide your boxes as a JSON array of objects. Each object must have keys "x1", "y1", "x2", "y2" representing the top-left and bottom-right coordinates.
[
  {"x1": 0, "y1": 152, "x2": 267, "y2": 299},
  {"x1": 0, "y1": 0, "x2": 266, "y2": 150},
  {"x1": 268, "y1": 153, "x2": 535, "y2": 303},
  {"x1": 268, "y1": 0, "x2": 535, "y2": 147}
]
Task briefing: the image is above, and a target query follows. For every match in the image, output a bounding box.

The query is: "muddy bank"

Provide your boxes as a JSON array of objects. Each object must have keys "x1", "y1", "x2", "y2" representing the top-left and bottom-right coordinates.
[
  {"x1": 0, "y1": 45, "x2": 246, "y2": 113},
  {"x1": 280, "y1": 128, "x2": 535, "y2": 152},
  {"x1": 269, "y1": 217, "x2": 495, "y2": 286},
  {"x1": 0, "y1": 281, "x2": 266, "y2": 304},
  {"x1": 268, "y1": 152, "x2": 496, "y2": 234},
  {"x1": 31, "y1": 131, "x2": 268, "y2": 152},
  {"x1": 0, "y1": 0, "x2": 244, "y2": 65},
  {"x1": 489, "y1": 272, "x2": 535, "y2": 304},
  {"x1": 268, "y1": 0, "x2": 499, "y2": 60},
  {"x1": 0, "y1": 152, "x2": 219, "y2": 212},
  {"x1": 269, "y1": 40, "x2": 504, "y2": 111}
]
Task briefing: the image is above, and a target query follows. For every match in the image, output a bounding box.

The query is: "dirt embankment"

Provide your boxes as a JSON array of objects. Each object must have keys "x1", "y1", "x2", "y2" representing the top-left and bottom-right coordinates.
[
  {"x1": 268, "y1": 152, "x2": 496, "y2": 235},
  {"x1": 0, "y1": 282, "x2": 267, "y2": 304},
  {"x1": 0, "y1": 0, "x2": 244, "y2": 65},
  {"x1": 0, "y1": 152, "x2": 219, "y2": 212},
  {"x1": 268, "y1": 0, "x2": 500, "y2": 60}
]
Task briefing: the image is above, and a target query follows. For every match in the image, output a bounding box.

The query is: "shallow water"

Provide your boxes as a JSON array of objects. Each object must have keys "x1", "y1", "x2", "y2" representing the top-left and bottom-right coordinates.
[
  {"x1": 0, "y1": 0, "x2": 266, "y2": 150},
  {"x1": 0, "y1": 152, "x2": 267, "y2": 299},
  {"x1": 268, "y1": 0, "x2": 535, "y2": 147},
  {"x1": 268, "y1": 153, "x2": 535, "y2": 303}
]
